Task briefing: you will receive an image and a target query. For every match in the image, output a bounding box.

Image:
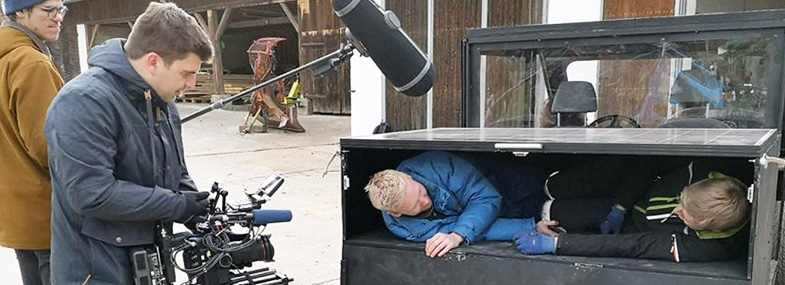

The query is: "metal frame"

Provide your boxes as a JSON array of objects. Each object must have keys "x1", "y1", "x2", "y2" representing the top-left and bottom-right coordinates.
[{"x1": 461, "y1": 9, "x2": 785, "y2": 129}]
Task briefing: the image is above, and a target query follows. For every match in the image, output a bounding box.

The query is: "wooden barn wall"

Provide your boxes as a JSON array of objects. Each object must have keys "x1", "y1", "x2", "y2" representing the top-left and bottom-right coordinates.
[
  {"x1": 432, "y1": 0, "x2": 482, "y2": 128},
  {"x1": 598, "y1": 0, "x2": 674, "y2": 127},
  {"x1": 48, "y1": 22, "x2": 81, "y2": 81},
  {"x1": 483, "y1": 0, "x2": 543, "y2": 128},
  {"x1": 65, "y1": 0, "x2": 282, "y2": 25},
  {"x1": 65, "y1": 0, "x2": 158, "y2": 24},
  {"x1": 298, "y1": 0, "x2": 350, "y2": 114},
  {"x1": 385, "y1": 0, "x2": 429, "y2": 131},
  {"x1": 488, "y1": 0, "x2": 542, "y2": 27},
  {"x1": 603, "y1": 0, "x2": 675, "y2": 19},
  {"x1": 386, "y1": 0, "x2": 543, "y2": 131},
  {"x1": 222, "y1": 24, "x2": 300, "y2": 75}
]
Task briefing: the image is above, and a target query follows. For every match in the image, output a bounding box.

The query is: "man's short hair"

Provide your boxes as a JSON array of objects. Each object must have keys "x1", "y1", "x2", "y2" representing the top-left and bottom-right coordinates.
[
  {"x1": 124, "y1": 2, "x2": 213, "y2": 65},
  {"x1": 365, "y1": 170, "x2": 409, "y2": 212},
  {"x1": 681, "y1": 177, "x2": 750, "y2": 231}
]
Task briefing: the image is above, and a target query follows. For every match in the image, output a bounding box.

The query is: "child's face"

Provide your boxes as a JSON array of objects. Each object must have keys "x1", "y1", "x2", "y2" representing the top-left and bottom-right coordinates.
[{"x1": 388, "y1": 177, "x2": 432, "y2": 217}]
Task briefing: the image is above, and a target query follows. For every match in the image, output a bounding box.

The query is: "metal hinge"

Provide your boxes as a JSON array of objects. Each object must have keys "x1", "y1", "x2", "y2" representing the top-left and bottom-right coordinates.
[
  {"x1": 443, "y1": 252, "x2": 467, "y2": 261},
  {"x1": 759, "y1": 154, "x2": 785, "y2": 170},
  {"x1": 573, "y1": 262, "x2": 604, "y2": 269}
]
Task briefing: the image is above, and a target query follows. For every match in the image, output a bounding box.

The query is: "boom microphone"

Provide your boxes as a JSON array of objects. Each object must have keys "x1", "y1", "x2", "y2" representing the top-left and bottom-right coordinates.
[
  {"x1": 251, "y1": 209, "x2": 293, "y2": 226},
  {"x1": 333, "y1": 0, "x2": 435, "y2": 97}
]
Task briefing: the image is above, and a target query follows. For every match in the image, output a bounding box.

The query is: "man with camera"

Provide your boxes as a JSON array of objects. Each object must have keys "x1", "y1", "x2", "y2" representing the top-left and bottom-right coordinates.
[{"x1": 45, "y1": 2, "x2": 213, "y2": 284}]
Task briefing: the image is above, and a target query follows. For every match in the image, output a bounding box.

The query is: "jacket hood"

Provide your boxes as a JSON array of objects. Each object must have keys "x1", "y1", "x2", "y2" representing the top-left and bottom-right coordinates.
[
  {"x1": 88, "y1": 38, "x2": 150, "y2": 92},
  {"x1": 0, "y1": 26, "x2": 36, "y2": 59}
]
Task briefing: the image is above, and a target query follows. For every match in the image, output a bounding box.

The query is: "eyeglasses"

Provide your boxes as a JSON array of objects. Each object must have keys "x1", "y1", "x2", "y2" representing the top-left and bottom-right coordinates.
[{"x1": 38, "y1": 5, "x2": 68, "y2": 18}]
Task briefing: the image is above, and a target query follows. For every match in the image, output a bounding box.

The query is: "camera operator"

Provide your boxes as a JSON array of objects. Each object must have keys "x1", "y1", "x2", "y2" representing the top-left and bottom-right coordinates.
[{"x1": 44, "y1": 2, "x2": 213, "y2": 284}]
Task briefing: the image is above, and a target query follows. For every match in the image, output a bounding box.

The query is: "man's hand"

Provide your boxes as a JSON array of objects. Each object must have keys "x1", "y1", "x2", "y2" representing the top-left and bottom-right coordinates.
[
  {"x1": 600, "y1": 204, "x2": 626, "y2": 234},
  {"x1": 536, "y1": 220, "x2": 565, "y2": 236},
  {"x1": 175, "y1": 191, "x2": 210, "y2": 223},
  {"x1": 515, "y1": 232, "x2": 556, "y2": 255},
  {"x1": 425, "y1": 232, "x2": 464, "y2": 258},
  {"x1": 184, "y1": 215, "x2": 207, "y2": 233}
]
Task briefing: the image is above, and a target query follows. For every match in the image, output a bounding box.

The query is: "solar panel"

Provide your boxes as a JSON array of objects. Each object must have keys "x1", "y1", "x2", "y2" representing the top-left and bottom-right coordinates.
[{"x1": 342, "y1": 128, "x2": 777, "y2": 157}]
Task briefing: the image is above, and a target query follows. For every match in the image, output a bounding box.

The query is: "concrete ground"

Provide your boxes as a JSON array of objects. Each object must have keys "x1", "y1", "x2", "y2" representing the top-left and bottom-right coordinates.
[{"x1": 0, "y1": 103, "x2": 348, "y2": 285}]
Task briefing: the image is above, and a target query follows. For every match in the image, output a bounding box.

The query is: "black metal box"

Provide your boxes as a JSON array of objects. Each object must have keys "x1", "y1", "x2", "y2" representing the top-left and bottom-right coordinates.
[{"x1": 340, "y1": 128, "x2": 780, "y2": 284}]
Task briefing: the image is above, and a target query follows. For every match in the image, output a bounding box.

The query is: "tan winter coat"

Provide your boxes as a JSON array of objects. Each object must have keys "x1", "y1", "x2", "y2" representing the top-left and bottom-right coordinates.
[{"x1": 0, "y1": 26, "x2": 63, "y2": 249}]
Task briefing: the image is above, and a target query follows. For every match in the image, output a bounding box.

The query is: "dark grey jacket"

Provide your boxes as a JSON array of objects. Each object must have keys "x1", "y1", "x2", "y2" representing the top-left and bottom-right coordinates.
[{"x1": 46, "y1": 39, "x2": 198, "y2": 285}]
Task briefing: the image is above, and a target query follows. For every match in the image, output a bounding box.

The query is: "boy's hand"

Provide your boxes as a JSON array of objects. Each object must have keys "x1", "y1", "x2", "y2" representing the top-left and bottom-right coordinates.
[
  {"x1": 600, "y1": 204, "x2": 626, "y2": 234},
  {"x1": 425, "y1": 232, "x2": 464, "y2": 258},
  {"x1": 536, "y1": 220, "x2": 565, "y2": 236},
  {"x1": 515, "y1": 232, "x2": 556, "y2": 255}
]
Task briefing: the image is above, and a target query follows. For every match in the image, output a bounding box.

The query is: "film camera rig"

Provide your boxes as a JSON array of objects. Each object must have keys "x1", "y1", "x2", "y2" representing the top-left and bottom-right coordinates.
[{"x1": 132, "y1": 174, "x2": 293, "y2": 285}]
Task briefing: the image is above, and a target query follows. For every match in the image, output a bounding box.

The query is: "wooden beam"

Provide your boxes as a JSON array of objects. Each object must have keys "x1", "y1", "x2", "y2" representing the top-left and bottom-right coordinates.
[
  {"x1": 194, "y1": 12, "x2": 207, "y2": 32},
  {"x1": 279, "y1": 3, "x2": 299, "y2": 33},
  {"x1": 187, "y1": 0, "x2": 295, "y2": 13},
  {"x1": 126, "y1": 21, "x2": 133, "y2": 29},
  {"x1": 207, "y1": 10, "x2": 225, "y2": 95},
  {"x1": 88, "y1": 24, "x2": 100, "y2": 48},
  {"x1": 215, "y1": 8, "x2": 233, "y2": 39},
  {"x1": 64, "y1": 0, "x2": 296, "y2": 25},
  {"x1": 228, "y1": 17, "x2": 291, "y2": 29}
]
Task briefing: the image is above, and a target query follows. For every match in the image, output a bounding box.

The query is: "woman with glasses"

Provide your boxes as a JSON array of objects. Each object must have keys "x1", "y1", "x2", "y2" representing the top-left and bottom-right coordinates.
[{"x1": 0, "y1": 0, "x2": 66, "y2": 284}]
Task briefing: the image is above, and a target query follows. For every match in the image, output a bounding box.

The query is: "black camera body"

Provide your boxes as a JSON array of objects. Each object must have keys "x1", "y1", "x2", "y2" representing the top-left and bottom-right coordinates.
[
  {"x1": 133, "y1": 174, "x2": 292, "y2": 285},
  {"x1": 176, "y1": 232, "x2": 277, "y2": 284}
]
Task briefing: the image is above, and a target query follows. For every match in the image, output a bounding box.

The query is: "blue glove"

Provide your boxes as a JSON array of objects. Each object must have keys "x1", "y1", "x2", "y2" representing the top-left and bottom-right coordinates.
[
  {"x1": 600, "y1": 206, "x2": 625, "y2": 234},
  {"x1": 514, "y1": 232, "x2": 555, "y2": 255}
]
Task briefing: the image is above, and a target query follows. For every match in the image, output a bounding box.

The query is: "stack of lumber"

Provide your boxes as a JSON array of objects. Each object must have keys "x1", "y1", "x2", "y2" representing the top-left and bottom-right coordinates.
[{"x1": 176, "y1": 74, "x2": 255, "y2": 103}]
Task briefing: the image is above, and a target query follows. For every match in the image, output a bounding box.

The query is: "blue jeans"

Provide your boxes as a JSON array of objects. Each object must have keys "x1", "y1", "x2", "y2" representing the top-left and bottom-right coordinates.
[{"x1": 15, "y1": 249, "x2": 51, "y2": 285}]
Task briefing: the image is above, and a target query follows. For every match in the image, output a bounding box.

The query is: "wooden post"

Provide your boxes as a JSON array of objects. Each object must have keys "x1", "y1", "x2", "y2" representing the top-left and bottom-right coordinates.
[
  {"x1": 88, "y1": 24, "x2": 101, "y2": 49},
  {"x1": 206, "y1": 10, "x2": 223, "y2": 95},
  {"x1": 279, "y1": 3, "x2": 300, "y2": 33},
  {"x1": 205, "y1": 8, "x2": 232, "y2": 95}
]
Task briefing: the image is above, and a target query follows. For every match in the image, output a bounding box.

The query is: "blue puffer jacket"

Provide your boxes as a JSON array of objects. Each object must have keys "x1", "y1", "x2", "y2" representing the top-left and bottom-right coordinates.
[
  {"x1": 383, "y1": 151, "x2": 535, "y2": 244},
  {"x1": 46, "y1": 39, "x2": 198, "y2": 285}
]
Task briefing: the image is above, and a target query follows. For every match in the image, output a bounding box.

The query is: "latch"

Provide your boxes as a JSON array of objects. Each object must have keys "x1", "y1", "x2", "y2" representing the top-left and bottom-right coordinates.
[
  {"x1": 573, "y1": 262, "x2": 604, "y2": 269},
  {"x1": 321, "y1": 146, "x2": 351, "y2": 190},
  {"x1": 322, "y1": 145, "x2": 342, "y2": 177},
  {"x1": 495, "y1": 143, "x2": 544, "y2": 157}
]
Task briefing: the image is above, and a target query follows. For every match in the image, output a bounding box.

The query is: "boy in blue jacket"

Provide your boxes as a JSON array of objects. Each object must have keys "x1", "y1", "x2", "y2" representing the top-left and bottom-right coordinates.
[{"x1": 365, "y1": 151, "x2": 547, "y2": 258}]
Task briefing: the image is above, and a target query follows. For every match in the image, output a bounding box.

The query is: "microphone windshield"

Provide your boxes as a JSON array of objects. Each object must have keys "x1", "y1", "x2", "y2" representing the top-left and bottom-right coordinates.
[{"x1": 333, "y1": 0, "x2": 435, "y2": 97}]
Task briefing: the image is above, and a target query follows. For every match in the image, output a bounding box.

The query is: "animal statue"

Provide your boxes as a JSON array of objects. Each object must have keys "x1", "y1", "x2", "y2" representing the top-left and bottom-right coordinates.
[{"x1": 245, "y1": 37, "x2": 304, "y2": 132}]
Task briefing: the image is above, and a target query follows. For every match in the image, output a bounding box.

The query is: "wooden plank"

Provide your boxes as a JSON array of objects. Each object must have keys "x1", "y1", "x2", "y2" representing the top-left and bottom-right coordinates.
[
  {"x1": 432, "y1": 0, "x2": 482, "y2": 128},
  {"x1": 385, "y1": 0, "x2": 429, "y2": 131},
  {"x1": 194, "y1": 12, "x2": 208, "y2": 31},
  {"x1": 229, "y1": 17, "x2": 290, "y2": 28},
  {"x1": 65, "y1": 0, "x2": 296, "y2": 25},
  {"x1": 181, "y1": 73, "x2": 254, "y2": 96},
  {"x1": 603, "y1": 0, "x2": 675, "y2": 19},
  {"x1": 280, "y1": 3, "x2": 300, "y2": 33},
  {"x1": 488, "y1": 0, "x2": 542, "y2": 27},
  {"x1": 598, "y1": 0, "x2": 675, "y2": 127},
  {"x1": 216, "y1": 7, "x2": 233, "y2": 39},
  {"x1": 207, "y1": 10, "x2": 226, "y2": 95},
  {"x1": 298, "y1": 0, "x2": 350, "y2": 115},
  {"x1": 483, "y1": 0, "x2": 543, "y2": 128},
  {"x1": 88, "y1": 24, "x2": 100, "y2": 48}
]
